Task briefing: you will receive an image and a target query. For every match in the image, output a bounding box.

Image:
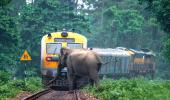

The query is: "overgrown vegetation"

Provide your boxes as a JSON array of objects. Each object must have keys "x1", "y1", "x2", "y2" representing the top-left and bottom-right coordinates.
[
  {"x1": 0, "y1": 71, "x2": 42, "y2": 99},
  {"x1": 83, "y1": 78, "x2": 170, "y2": 100}
]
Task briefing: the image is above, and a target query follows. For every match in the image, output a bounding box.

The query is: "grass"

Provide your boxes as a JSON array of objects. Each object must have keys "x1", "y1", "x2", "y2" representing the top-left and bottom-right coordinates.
[
  {"x1": 83, "y1": 78, "x2": 170, "y2": 100},
  {"x1": 0, "y1": 77, "x2": 43, "y2": 100},
  {"x1": 1, "y1": 73, "x2": 170, "y2": 100}
]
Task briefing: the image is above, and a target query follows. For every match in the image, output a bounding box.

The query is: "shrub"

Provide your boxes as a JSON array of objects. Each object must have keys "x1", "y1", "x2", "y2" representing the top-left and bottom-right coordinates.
[
  {"x1": 83, "y1": 78, "x2": 170, "y2": 100},
  {"x1": 0, "y1": 77, "x2": 42, "y2": 99}
]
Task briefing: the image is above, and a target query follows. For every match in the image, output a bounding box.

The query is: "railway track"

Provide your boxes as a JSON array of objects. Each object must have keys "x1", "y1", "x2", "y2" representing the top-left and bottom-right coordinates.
[
  {"x1": 23, "y1": 89, "x2": 83, "y2": 100},
  {"x1": 23, "y1": 89, "x2": 52, "y2": 100},
  {"x1": 74, "y1": 90, "x2": 81, "y2": 100}
]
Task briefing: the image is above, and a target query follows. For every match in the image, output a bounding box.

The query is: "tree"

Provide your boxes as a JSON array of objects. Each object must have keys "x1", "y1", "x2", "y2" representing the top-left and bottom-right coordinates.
[
  {"x1": 18, "y1": 0, "x2": 90, "y2": 76},
  {"x1": 139, "y1": 0, "x2": 170, "y2": 62},
  {"x1": 0, "y1": 4, "x2": 20, "y2": 73},
  {"x1": 0, "y1": 0, "x2": 11, "y2": 7},
  {"x1": 83, "y1": 0, "x2": 162, "y2": 50}
]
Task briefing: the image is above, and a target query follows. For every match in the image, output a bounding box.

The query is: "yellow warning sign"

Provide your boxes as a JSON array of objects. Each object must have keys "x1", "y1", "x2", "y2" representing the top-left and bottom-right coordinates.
[{"x1": 20, "y1": 50, "x2": 32, "y2": 61}]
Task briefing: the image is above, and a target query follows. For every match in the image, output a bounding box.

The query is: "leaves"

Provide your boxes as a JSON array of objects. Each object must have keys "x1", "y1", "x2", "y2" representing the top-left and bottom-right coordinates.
[
  {"x1": 0, "y1": 76, "x2": 42, "y2": 99},
  {"x1": 83, "y1": 79, "x2": 170, "y2": 100},
  {"x1": 139, "y1": 0, "x2": 170, "y2": 64},
  {"x1": 163, "y1": 37, "x2": 170, "y2": 63}
]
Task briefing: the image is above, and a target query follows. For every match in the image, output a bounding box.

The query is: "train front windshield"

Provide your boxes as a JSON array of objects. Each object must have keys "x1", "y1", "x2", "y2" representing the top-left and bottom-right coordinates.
[
  {"x1": 46, "y1": 43, "x2": 62, "y2": 54},
  {"x1": 67, "y1": 43, "x2": 83, "y2": 49}
]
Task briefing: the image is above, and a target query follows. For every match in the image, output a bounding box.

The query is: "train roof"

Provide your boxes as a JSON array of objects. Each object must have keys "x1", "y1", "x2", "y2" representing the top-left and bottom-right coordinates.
[
  {"x1": 129, "y1": 49, "x2": 155, "y2": 56},
  {"x1": 41, "y1": 31, "x2": 87, "y2": 42},
  {"x1": 115, "y1": 47, "x2": 155, "y2": 56},
  {"x1": 90, "y1": 47, "x2": 155, "y2": 57},
  {"x1": 91, "y1": 48, "x2": 132, "y2": 57}
]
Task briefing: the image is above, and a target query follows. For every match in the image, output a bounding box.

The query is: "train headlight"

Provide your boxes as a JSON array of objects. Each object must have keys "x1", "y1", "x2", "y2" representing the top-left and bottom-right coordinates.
[
  {"x1": 61, "y1": 31, "x2": 68, "y2": 37},
  {"x1": 46, "y1": 56, "x2": 59, "y2": 61},
  {"x1": 46, "y1": 57, "x2": 52, "y2": 61}
]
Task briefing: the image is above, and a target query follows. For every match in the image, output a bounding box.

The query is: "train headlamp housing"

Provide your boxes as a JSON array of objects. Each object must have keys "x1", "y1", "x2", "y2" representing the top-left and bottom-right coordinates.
[
  {"x1": 46, "y1": 56, "x2": 59, "y2": 61},
  {"x1": 61, "y1": 31, "x2": 68, "y2": 37},
  {"x1": 46, "y1": 57, "x2": 52, "y2": 61},
  {"x1": 47, "y1": 33, "x2": 52, "y2": 38}
]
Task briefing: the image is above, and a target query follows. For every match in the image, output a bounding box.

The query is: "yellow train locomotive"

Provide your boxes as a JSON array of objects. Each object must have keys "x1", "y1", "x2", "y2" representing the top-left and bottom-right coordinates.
[{"x1": 41, "y1": 30, "x2": 87, "y2": 87}]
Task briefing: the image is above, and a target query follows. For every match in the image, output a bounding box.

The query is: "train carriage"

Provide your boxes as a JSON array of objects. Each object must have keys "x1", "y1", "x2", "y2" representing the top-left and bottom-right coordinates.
[
  {"x1": 92, "y1": 48, "x2": 134, "y2": 78},
  {"x1": 91, "y1": 47, "x2": 155, "y2": 79},
  {"x1": 129, "y1": 49, "x2": 155, "y2": 78},
  {"x1": 41, "y1": 31, "x2": 87, "y2": 87}
]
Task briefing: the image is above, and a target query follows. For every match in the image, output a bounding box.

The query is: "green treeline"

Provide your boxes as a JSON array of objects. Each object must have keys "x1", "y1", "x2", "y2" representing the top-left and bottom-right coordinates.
[{"x1": 0, "y1": 0, "x2": 170, "y2": 80}]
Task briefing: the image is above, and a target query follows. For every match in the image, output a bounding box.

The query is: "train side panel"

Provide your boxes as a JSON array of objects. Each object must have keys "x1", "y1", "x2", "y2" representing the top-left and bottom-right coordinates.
[{"x1": 92, "y1": 48, "x2": 155, "y2": 79}]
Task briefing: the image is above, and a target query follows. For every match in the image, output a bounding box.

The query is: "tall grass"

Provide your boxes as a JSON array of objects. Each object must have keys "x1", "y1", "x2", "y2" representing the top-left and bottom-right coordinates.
[
  {"x1": 83, "y1": 78, "x2": 170, "y2": 100},
  {"x1": 0, "y1": 77, "x2": 43, "y2": 100}
]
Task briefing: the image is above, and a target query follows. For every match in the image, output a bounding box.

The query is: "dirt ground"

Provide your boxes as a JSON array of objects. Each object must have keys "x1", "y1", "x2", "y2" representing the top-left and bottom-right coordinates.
[
  {"x1": 10, "y1": 91, "x2": 101, "y2": 100},
  {"x1": 10, "y1": 91, "x2": 33, "y2": 100}
]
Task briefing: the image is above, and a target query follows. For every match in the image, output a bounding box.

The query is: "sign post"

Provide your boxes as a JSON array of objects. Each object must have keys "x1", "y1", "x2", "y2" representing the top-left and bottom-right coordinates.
[{"x1": 20, "y1": 50, "x2": 32, "y2": 84}]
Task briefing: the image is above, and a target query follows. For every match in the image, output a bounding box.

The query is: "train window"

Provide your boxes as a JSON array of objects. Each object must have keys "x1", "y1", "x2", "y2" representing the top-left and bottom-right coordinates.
[
  {"x1": 46, "y1": 43, "x2": 62, "y2": 54},
  {"x1": 67, "y1": 43, "x2": 83, "y2": 49},
  {"x1": 54, "y1": 38, "x2": 75, "y2": 42}
]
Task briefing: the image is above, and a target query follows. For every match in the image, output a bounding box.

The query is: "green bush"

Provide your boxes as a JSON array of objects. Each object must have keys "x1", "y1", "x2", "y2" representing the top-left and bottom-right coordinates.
[
  {"x1": 0, "y1": 77, "x2": 43, "y2": 99},
  {"x1": 24, "y1": 77, "x2": 43, "y2": 92},
  {"x1": 0, "y1": 71, "x2": 11, "y2": 85},
  {"x1": 0, "y1": 84, "x2": 20, "y2": 100},
  {"x1": 83, "y1": 78, "x2": 170, "y2": 100}
]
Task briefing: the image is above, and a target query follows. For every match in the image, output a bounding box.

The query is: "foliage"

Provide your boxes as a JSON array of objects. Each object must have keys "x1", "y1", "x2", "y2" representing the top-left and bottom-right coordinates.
[
  {"x1": 0, "y1": 0, "x2": 11, "y2": 7},
  {"x1": 83, "y1": 0, "x2": 163, "y2": 50},
  {"x1": 140, "y1": 0, "x2": 170, "y2": 34},
  {"x1": 0, "y1": 73, "x2": 42, "y2": 99},
  {"x1": 162, "y1": 36, "x2": 170, "y2": 63},
  {"x1": 0, "y1": 71, "x2": 11, "y2": 84},
  {"x1": 83, "y1": 79, "x2": 170, "y2": 100},
  {"x1": 0, "y1": 5, "x2": 20, "y2": 72},
  {"x1": 139, "y1": 0, "x2": 170, "y2": 62}
]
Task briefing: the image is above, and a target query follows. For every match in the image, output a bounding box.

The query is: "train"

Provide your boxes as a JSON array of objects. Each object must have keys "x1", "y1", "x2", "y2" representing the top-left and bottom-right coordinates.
[
  {"x1": 41, "y1": 30, "x2": 155, "y2": 87},
  {"x1": 41, "y1": 30, "x2": 87, "y2": 87},
  {"x1": 91, "y1": 47, "x2": 155, "y2": 79}
]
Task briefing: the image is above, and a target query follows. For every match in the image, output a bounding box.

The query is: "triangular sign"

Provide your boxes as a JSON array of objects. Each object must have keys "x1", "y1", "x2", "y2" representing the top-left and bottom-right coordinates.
[{"x1": 20, "y1": 50, "x2": 32, "y2": 61}]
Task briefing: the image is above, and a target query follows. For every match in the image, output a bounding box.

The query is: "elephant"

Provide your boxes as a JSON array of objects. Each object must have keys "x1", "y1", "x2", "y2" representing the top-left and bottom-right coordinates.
[{"x1": 59, "y1": 47, "x2": 102, "y2": 90}]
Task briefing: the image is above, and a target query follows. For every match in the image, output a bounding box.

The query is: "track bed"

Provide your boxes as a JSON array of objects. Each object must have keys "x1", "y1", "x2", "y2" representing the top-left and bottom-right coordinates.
[{"x1": 24, "y1": 89, "x2": 99, "y2": 100}]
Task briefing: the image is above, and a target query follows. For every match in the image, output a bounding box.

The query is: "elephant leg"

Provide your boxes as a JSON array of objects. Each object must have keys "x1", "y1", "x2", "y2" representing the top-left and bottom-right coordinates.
[
  {"x1": 89, "y1": 78, "x2": 95, "y2": 86},
  {"x1": 67, "y1": 76, "x2": 73, "y2": 90},
  {"x1": 89, "y1": 71, "x2": 99, "y2": 87},
  {"x1": 94, "y1": 77, "x2": 99, "y2": 87},
  {"x1": 67, "y1": 67, "x2": 74, "y2": 90},
  {"x1": 73, "y1": 76, "x2": 77, "y2": 89}
]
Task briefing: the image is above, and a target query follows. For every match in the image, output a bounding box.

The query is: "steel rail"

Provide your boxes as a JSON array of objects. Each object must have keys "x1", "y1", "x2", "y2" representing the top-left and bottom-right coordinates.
[
  {"x1": 74, "y1": 90, "x2": 81, "y2": 100},
  {"x1": 23, "y1": 89, "x2": 52, "y2": 100}
]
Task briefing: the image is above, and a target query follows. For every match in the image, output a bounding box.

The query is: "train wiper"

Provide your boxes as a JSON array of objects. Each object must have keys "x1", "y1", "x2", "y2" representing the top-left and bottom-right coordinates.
[{"x1": 53, "y1": 46, "x2": 58, "y2": 55}]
